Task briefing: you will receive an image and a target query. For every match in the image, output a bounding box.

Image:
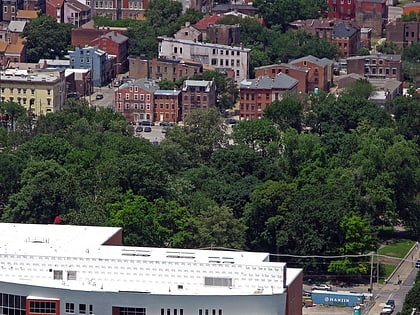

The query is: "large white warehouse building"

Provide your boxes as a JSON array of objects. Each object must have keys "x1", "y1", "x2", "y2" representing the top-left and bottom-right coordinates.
[{"x1": 0, "y1": 223, "x2": 303, "y2": 315}]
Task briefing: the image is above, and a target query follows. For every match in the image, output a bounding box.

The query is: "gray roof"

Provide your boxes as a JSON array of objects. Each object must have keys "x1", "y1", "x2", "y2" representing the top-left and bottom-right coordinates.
[
  {"x1": 119, "y1": 78, "x2": 159, "y2": 92},
  {"x1": 346, "y1": 53, "x2": 401, "y2": 61},
  {"x1": 8, "y1": 21, "x2": 26, "y2": 32},
  {"x1": 333, "y1": 22, "x2": 357, "y2": 38},
  {"x1": 155, "y1": 89, "x2": 181, "y2": 96},
  {"x1": 212, "y1": 4, "x2": 258, "y2": 11},
  {"x1": 403, "y1": 1, "x2": 420, "y2": 7},
  {"x1": 99, "y1": 31, "x2": 128, "y2": 44},
  {"x1": 254, "y1": 62, "x2": 308, "y2": 72},
  {"x1": 240, "y1": 73, "x2": 298, "y2": 90},
  {"x1": 289, "y1": 55, "x2": 333, "y2": 67}
]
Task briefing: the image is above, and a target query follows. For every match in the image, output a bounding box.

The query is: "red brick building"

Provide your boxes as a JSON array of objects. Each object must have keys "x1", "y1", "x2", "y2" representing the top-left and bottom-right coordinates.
[
  {"x1": 128, "y1": 56, "x2": 203, "y2": 82},
  {"x1": 239, "y1": 73, "x2": 298, "y2": 120},
  {"x1": 114, "y1": 78, "x2": 159, "y2": 123},
  {"x1": 254, "y1": 63, "x2": 308, "y2": 93},
  {"x1": 402, "y1": 2, "x2": 420, "y2": 15},
  {"x1": 386, "y1": 21, "x2": 420, "y2": 48},
  {"x1": 71, "y1": 26, "x2": 127, "y2": 47},
  {"x1": 289, "y1": 55, "x2": 334, "y2": 92},
  {"x1": 290, "y1": 19, "x2": 360, "y2": 57},
  {"x1": 181, "y1": 80, "x2": 216, "y2": 120},
  {"x1": 90, "y1": 31, "x2": 129, "y2": 74},
  {"x1": 328, "y1": 0, "x2": 356, "y2": 20},
  {"x1": 355, "y1": 0, "x2": 388, "y2": 37},
  {"x1": 93, "y1": 0, "x2": 149, "y2": 20},
  {"x1": 153, "y1": 89, "x2": 181, "y2": 123},
  {"x1": 346, "y1": 54, "x2": 403, "y2": 81}
]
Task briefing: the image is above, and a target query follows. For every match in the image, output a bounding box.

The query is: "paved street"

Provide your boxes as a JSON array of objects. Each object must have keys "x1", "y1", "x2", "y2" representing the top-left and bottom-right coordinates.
[{"x1": 303, "y1": 244, "x2": 419, "y2": 315}]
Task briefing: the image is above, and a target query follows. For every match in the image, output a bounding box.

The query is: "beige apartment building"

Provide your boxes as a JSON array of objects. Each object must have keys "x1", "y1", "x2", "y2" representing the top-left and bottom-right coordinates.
[{"x1": 0, "y1": 68, "x2": 66, "y2": 116}]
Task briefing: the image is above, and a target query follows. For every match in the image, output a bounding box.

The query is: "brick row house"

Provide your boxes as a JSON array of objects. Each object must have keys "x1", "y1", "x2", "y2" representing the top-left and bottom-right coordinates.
[
  {"x1": 346, "y1": 54, "x2": 403, "y2": 81},
  {"x1": 71, "y1": 28, "x2": 129, "y2": 75},
  {"x1": 128, "y1": 55, "x2": 203, "y2": 82},
  {"x1": 113, "y1": 79, "x2": 216, "y2": 123},
  {"x1": 327, "y1": 0, "x2": 387, "y2": 36},
  {"x1": 181, "y1": 80, "x2": 216, "y2": 120},
  {"x1": 239, "y1": 73, "x2": 298, "y2": 120},
  {"x1": 289, "y1": 19, "x2": 361, "y2": 57},
  {"x1": 254, "y1": 63, "x2": 309, "y2": 93},
  {"x1": 0, "y1": 21, "x2": 26, "y2": 67},
  {"x1": 289, "y1": 55, "x2": 334, "y2": 93},
  {"x1": 386, "y1": 21, "x2": 420, "y2": 48}
]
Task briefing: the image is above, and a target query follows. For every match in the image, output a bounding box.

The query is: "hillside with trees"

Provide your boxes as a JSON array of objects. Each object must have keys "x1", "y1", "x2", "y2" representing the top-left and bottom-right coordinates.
[{"x1": 0, "y1": 81, "x2": 419, "y2": 280}]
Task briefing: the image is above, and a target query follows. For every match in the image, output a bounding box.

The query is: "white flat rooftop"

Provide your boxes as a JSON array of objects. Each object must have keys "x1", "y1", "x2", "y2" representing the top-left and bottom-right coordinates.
[{"x1": 0, "y1": 223, "x2": 294, "y2": 296}]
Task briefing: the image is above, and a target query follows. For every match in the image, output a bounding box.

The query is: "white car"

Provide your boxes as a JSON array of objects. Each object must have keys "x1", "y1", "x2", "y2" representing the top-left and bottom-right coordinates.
[
  {"x1": 381, "y1": 305, "x2": 393, "y2": 314},
  {"x1": 311, "y1": 283, "x2": 332, "y2": 291}
]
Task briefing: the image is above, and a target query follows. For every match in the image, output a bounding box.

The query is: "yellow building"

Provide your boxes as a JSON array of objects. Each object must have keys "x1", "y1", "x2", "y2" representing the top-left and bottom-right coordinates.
[{"x1": 0, "y1": 68, "x2": 66, "y2": 116}]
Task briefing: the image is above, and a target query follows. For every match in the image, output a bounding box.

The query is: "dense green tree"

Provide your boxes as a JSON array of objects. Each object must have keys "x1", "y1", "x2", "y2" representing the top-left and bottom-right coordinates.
[
  {"x1": 0, "y1": 153, "x2": 24, "y2": 211},
  {"x1": 232, "y1": 118, "x2": 281, "y2": 157},
  {"x1": 191, "y1": 204, "x2": 246, "y2": 249},
  {"x1": 244, "y1": 180, "x2": 297, "y2": 252},
  {"x1": 106, "y1": 191, "x2": 162, "y2": 246},
  {"x1": 2, "y1": 160, "x2": 77, "y2": 223},
  {"x1": 376, "y1": 41, "x2": 401, "y2": 55},
  {"x1": 388, "y1": 96, "x2": 420, "y2": 144},
  {"x1": 124, "y1": 21, "x2": 158, "y2": 57},
  {"x1": 264, "y1": 96, "x2": 304, "y2": 132},
  {"x1": 163, "y1": 108, "x2": 228, "y2": 164},
  {"x1": 144, "y1": 0, "x2": 182, "y2": 33},
  {"x1": 20, "y1": 14, "x2": 73, "y2": 62},
  {"x1": 328, "y1": 215, "x2": 375, "y2": 275}
]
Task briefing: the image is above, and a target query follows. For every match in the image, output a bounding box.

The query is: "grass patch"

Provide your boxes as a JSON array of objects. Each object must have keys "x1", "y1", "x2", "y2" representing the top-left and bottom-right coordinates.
[
  {"x1": 378, "y1": 239, "x2": 415, "y2": 258},
  {"x1": 377, "y1": 239, "x2": 415, "y2": 282}
]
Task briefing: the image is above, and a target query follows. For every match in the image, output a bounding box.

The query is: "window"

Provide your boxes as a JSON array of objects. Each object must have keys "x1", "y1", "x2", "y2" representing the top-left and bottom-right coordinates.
[
  {"x1": 174, "y1": 47, "x2": 178, "y2": 53},
  {"x1": 3, "y1": 6, "x2": 7, "y2": 13},
  {"x1": 140, "y1": 94, "x2": 144, "y2": 101},
  {"x1": 211, "y1": 58, "x2": 217, "y2": 65},
  {"x1": 147, "y1": 94, "x2": 150, "y2": 101},
  {"x1": 392, "y1": 68, "x2": 397, "y2": 75},
  {"x1": 53, "y1": 270, "x2": 63, "y2": 280},
  {"x1": 65, "y1": 303, "x2": 75, "y2": 313},
  {"x1": 126, "y1": 103, "x2": 130, "y2": 109},
  {"x1": 89, "y1": 305, "x2": 93, "y2": 314},
  {"x1": 67, "y1": 271, "x2": 77, "y2": 280},
  {"x1": 47, "y1": 89, "x2": 51, "y2": 95},
  {"x1": 79, "y1": 304, "x2": 86, "y2": 314},
  {"x1": 125, "y1": 93, "x2": 130, "y2": 100},
  {"x1": 30, "y1": 301, "x2": 57, "y2": 314},
  {"x1": 134, "y1": 94, "x2": 138, "y2": 100}
]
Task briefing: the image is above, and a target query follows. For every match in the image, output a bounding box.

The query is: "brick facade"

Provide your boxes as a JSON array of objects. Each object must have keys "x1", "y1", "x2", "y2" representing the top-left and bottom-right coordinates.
[
  {"x1": 239, "y1": 73, "x2": 298, "y2": 120},
  {"x1": 181, "y1": 80, "x2": 216, "y2": 120},
  {"x1": 355, "y1": 0, "x2": 388, "y2": 37},
  {"x1": 128, "y1": 56, "x2": 203, "y2": 82},
  {"x1": 254, "y1": 63, "x2": 308, "y2": 93},
  {"x1": 153, "y1": 90, "x2": 181, "y2": 123},
  {"x1": 328, "y1": 0, "x2": 355, "y2": 20},
  {"x1": 346, "y1": 54, "x2": 403, "y2": 81},
  {"x1": 386, "y1": 21, "x2": 420, "y2": 48}
]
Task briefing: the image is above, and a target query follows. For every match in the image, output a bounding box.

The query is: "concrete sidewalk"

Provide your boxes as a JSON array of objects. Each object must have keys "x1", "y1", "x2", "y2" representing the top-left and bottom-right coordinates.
[{"x1": 365, "y1": 243, "x2": 419, "y2": 315}]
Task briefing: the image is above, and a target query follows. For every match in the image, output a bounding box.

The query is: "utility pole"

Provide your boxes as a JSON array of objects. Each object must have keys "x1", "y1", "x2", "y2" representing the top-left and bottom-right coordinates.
[{"x1": 369, "y1": 252, "x2": 374, "y2": 293}]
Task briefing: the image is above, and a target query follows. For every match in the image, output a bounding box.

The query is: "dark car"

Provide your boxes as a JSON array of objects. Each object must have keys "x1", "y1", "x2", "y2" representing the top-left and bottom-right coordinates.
[
  {"x1": 144, "y1": 126, "x2": 152, "y2": 132},
  {"x1": 159, "y1": 121, "x2": 173, "y2": 126},
  {"x1": 162, "y1": 127, "x2": 168, "y2": 133},
  {"x1": 416, "y1": 259, "x2": 420, "y2": 268},
  {"x1": 135, "y1": 126, "x2": 143, "y2": 133},
  {"x1": 95, "y1": 94, "x2": 104, "y2": 100},
  {"x1": 141, "y1": 120, "x2": 152, "y2": 126},
  {"x1": 226, "y1": 118, "x2": 237, "y2": 125}
]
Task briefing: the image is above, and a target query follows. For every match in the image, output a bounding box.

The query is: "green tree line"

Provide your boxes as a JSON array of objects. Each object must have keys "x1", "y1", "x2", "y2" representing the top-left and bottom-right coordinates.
[{"x1": 0, "y1": 80, "x2": 419, "y2": 278}]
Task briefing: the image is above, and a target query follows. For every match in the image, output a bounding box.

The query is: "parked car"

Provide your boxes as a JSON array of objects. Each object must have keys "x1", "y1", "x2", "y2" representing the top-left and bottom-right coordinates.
[
  {"x1": 385, "y1": 300, "x2": 395, "y2": 311},
  {"x1": 311, "y1": 283, "x2": 331, "y2": 291},
  {"x1": 144, "y1": 126, "x2": 152, "y2": 132},
  {"x1": 162, "y1": 127, "x2": 168, "y2": 133},
  {"x1": 135, "y1": 126, "x2": 143, "y2": 133},
  {"x1": 95, "y1": 94, "x2": 104, "y2": 100},
  {"x1": 226, "y1": 118, "x2": 237, "y2": 125},
  {"x1": 141, "y1": 121, "x2": 155, "y2": 126},
  {"x1": 159, "y1": 121, "x2": 173, "y2": 126},
  {"x1": 381, "y1": 304, "x2": 393, "y2": 314},
  {"x1": 416, "y1": 259, "x2": 420, "y2": 268}
]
